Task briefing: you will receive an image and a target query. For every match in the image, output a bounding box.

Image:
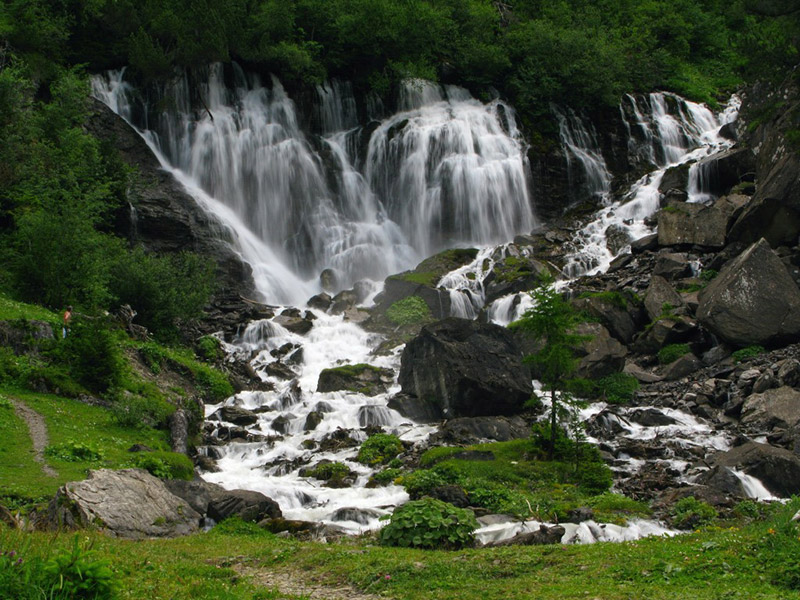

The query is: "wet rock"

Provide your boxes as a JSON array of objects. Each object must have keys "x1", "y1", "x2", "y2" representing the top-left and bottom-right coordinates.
[
  {"x1": 482, "y1": 524, "x2": 565, "y2": 547},
  {"x1": 208, "y1": 489, "x2": 282, "y2": 523},
  {"x1": 317, "y1": 364, "x2": 394, "y2": 396},
  {"x1": 399, "y1": 318, "x2": 531, "y2": 417},
  {"x1": 712, "y1": 441, "x2": 800, "y2": 497},
  {"x1": 210, "y1": 406, "x2": 259, "y2": 427},
  {"x1": 195, "y1": 455, "x2": 220, "y2": 473},
  {"x1": 484, "y1": 255, "x2": 550, "y2": 304},
  {"x1": 697, "y1": 238, "x2": 800, "y2": 346},
  {"x1": 740, "y1": 386, "x2": 800, "y2": 432},
  {"x1": 585, "y1": 410, "x2": 628, "y2": 438},
  {"x1": 260, "y1": 518, "x2": 349, "y2": 541},
  {"x1": 307, "y1": 292, "x2": 332, "y2": 312},
  {"x1": 387, "y1": 393, "x2": 444, "y2": 424},
  {"x1": 273, "y1": 312, "x2": 314, "y2": 335},
  {"x1": 46, "y1": 469, "x2": 201, "y2": 538},
  {"x1": 313, "y1": 401, "x2": 334, "y2": 413},
  {"x1": 628, "y1": 408, "x2": 678, "y2": 427},
  {"x1": 428, "y1": 416, "x2": 530, "y2": 445},
  {"x1": 265, "y1": 361, "x2": 298, "y2": 380},
  {"x1": 567, "y1": 507, "x2": 595, "y2": 523},
  {"x1": 330, "y1": 507, "x2": 382, "y2": 525},
  {"x1": 271, "y1": 414, "x2": 293, "y2": 434},
  {"x1": 695, "y1": 466, "x2": 748, "y2": 498},
  {"x1": 304, "y1": 411, "x2": 324, "y2": 431},
  {"x1": 631, "y1": 233, "x2": 659, "y2": 253},
  {"x1": 318, "y1": 429, "x2": 359, "y2": 452},
  {"x1": 571, "y1": 293, "x2": 642, "y2": 344},
  {"x1": 357, "y1": 405, "x2": 394, "y2": 428},
  {"x1": 330, "y1": 289, "x2": 359, "y2": 315}
]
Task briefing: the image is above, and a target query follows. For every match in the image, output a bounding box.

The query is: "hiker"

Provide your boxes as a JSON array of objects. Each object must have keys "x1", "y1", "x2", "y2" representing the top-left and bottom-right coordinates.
[{"x1": 62, "y1": 306, "x2": 72, "y2": 338}]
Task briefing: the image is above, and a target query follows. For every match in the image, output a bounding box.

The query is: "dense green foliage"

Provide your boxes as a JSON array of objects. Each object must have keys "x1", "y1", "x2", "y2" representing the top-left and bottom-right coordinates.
[
  {"x1": 510, "y1": 277, "x2": 587, "y2": 459},
  {"x1": 356, "y1": 433, "x2": 403, "y2": 466},
  {"x1": 385, "y1": 296, "x2": 432, "y2": 327},
  {"x1": 379, "y1": 498, "x2": 478, "y2": 550},
  {"x1": 671, "y1": 496, "x2": 719, "y2": 529},
  {"x1": 732, "y1": 344, "x2": 765, "y2": 362},
  {"x1": 658, "y1": 343, "x2": 691, "y2": 365}
]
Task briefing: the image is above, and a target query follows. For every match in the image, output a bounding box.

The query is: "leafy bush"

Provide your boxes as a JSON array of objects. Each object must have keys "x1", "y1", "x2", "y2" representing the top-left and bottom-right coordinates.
[
  {"x1": 379, "y1": 498, "x2": 478, "y2": 550},
  {"x1": 370, "y1": 468, "x2": 404, "y2": 486},
  {"x1": 42, "y1": 536, "x2": 118, "y2": 599},
  {"x1": 192, "y1": 365, "x2": 234, "y2": 402},
  {"x1": 196, "y1": 335, "x2": 224, "y2": 361},
  {"x1": 57, "y1": 318, "x2": 127, "y2": 395},
  {"x1": 400, "y1": 469, "x2": 453, "y2": 499},
  {"x1": 129, "y1": 451, "x2": 194, "y2": 480},
  {"x1": 466, "y1": 484, "x2": 521, "y2": 514},
  {"x1": 732, "y1": 345, "x2": 765, "y2": 363},
  {"x1": 110, "y1": 389, "x2": 174, "y2": 430},
  {"x1": 385, "y1": 296, "x2": 431, "y2": 327},
  {"x1": 357, "y1": 433, "x2": 404, "y2": 465},
  {"x1": 45, "y1": 441, "x2": 102, "y2": 463},
  {"x1": 138, "y1": 343, "x2": 168, "y2": 374},
  {"x1": 109, "y1": 248, "x2": 215, "y2": 342},
  {"x1": 671, "y1": 496, "x2": 718, "y2": 529},
  {"x1": 658, "y1": 343, "x2": 691, "y2": 365},
  {"x1": 700, "y1": 269, "x2": 719, "y2": 281},
  {"x1": 594, "y1": 373, "x2": 639, "y2": 404},
  {"x1": 576, "y1": 464, "x2": 613, "y2": 495},
  {"x1": 305, "y1": 462, "x2": 351, "y2": 484}
]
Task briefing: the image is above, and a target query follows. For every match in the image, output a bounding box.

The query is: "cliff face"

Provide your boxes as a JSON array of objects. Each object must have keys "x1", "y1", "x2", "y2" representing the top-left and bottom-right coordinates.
[
  {"x1": 729, "y1": 73, "x2": 800, "y2": 246},
  {"x1": 85, "y1": 99, "x2": 257, "y2": 306}
]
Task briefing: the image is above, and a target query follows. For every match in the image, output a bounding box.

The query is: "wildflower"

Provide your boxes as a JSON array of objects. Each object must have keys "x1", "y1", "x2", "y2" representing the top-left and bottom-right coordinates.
[
  {"x1": 14, "y1": 558, "x2": 22, "y2": 567},
  {"x1": 385, "y1": 574, "x2": 391, "y2": 580},
  {"x1": 767, "y1": 528, "x2": 776, "y2": 535}
]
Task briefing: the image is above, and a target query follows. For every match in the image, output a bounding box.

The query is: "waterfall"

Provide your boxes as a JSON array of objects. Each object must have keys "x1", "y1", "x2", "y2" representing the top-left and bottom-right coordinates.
[
  {"x1": 92, "y1": 66, "x2": 536, "y2": 303},
  {"x1": 563, "y1": 93, "x2": 739, "y2": 277},
  {"x1": 554, "y1": 106, "x2": 612, "y2": 206}
]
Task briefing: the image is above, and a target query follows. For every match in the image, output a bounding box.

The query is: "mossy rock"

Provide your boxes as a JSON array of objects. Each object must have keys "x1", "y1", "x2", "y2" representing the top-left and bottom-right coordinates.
[{"x1": 317, "y1": 363, "x2": 394, "y2": 396}]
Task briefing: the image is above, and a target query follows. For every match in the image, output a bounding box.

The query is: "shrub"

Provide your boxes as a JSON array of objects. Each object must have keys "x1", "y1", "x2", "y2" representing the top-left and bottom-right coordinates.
[
  {"x1": 732, "y1": 345, "x2": 765, "y2": 363},
  {"x1": 576, "y1": 463, "x2": 613, "y2": 495},
  {"x1": 671, "y1": 496, "x2": 718, "y2": 529},
  {"x1": 400, "y1": 469, "x2": 453, "y2": 499},
  {"x1": 110, "y1": 389, "x2": 174, "y2": 429},
  {"x1": 138, "y1": 342, "x2": 168, "y2": 374},
  {"x1": 700, "y1": 269, "x2": 718, "y2": 281},
  {"x1": 196, "y1": 335, "x2": 224, "y2": 361},
  {"x1": 305, "y1": 462, "x2": 351, "y2": 484},
  {"x1": 357, "y1": 433, "x2": 404, "y2": 465},
  {"x1": 385, "y1": 296, "x2": 431, "y2": 327},
  {"x1": 130, "y1": 451, "x2": 194, "y2": 480},
  {"x1": 44, "y1": 441, "x2": 102, "y2": 463},
  {"x1": 379, "y1": 498, "x2": 478, "y2": 550},
  {"x1": 370, "y1": 468, "x2": 404, "y2": 486},
  {"x1": 658, "y1": 343, "x2": 691, "y2": 365},
  {"x1": 594, "y1": 373, "x2": 639, "y2": 404},
  {"x1": 42, "y1": 536, "x2": 118, "y2": 599},
  {"x1": 58, "y1": 318, "x2": 127, "y2": 394}
]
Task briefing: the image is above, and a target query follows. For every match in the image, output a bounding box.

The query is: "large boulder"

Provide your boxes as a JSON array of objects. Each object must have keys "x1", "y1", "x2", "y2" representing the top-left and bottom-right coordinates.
[
  {"x1": 207, "y1": 489, "x2": 282, "y2": 523},
  {"x1": 572, "y1": 322, "x2": 627, "y2": 379},
  {"x1": 697, "y1": 238, "x2": 800, "y2": 346},
  {"x1": 740, "y1": 386, "x2": 800, "y2": 432},
  {"x1": 571, "y1": 293, "x2": 642, "y2": 344},
  {"x1": 428, "y1": 416, "x2": 531, "y2": 445},
  {"x1": 658, "y1": 195, "x2": 748, "y2": 249},
  {"x1": 644, "y1": 276, "x2": 684, "y2": 322},
  {"x1": 387, "y1": 393, "x2": 444, "y2": 423},
  {"x1": 46, "y1": 469, "x2": 201, "y2": 538},
  {"x1": 691, "y1": 148, "x2": 755, "y2": 198},
  {"x1": 317, "y1": 364, "x2": 394, "y2": 396},
  {"x1": 399, "y1": 318, "x2": 532, "y2": 417},
  {"x1": 712, "y1": 441, "x2": 800, "y2": 497}
]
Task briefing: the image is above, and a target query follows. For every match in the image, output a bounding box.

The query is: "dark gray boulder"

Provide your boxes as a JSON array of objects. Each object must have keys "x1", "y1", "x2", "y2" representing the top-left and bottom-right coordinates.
[
  {"x1": 740, "y1": 386, "x2": 800, "y2": 432},
  {"x1": 658, "y1": 195, "x2": 748, "y2": 249},
  {"x1": 697, "y1": 238, "x2": 800, "y2": 346},
  {"x1": 713, "y1": 441, "x2": 800, "y2": 497},
  {"x1": 207, "y1": 489, "x2": 282, "y2": 523},
  {"x1": 652, "y1": 252, "x2": 691, "y2": 280},
  {"x1": 662, "y1": 353, "x2": 703, "y2": 381},
  {"x1": 317, "y1": 364, "x2": 394, "y2": 396},
  {"x1": 46, "y1": 469, "x2": 201, "y2": 538},
  {"x1": 399, "y1": 318, "x2": 532, "y2": 417},
  {"x1": 644, "y1": 276, "x2": 684, "y2": 322},
  {"x1": 163, "y1": 478, "x2": 226, "y2": 516},
  {"x1": 428, "y1": 416, "x2": 530, "y2": 445},
  {"x1": 572, "y1": 322, "x2": 627, "y2": 379},
  {"x1": 387, "y1": 393, "x2": 444, "y2": 423},
  {"x1": 209, "y1": 406, "x2": 259, "y2": 426}
]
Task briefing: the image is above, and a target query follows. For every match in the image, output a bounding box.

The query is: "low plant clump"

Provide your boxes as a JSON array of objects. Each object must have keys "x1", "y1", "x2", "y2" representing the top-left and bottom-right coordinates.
[{"x1": 379, "y1": 497, "x2": 478, "y2": 550}]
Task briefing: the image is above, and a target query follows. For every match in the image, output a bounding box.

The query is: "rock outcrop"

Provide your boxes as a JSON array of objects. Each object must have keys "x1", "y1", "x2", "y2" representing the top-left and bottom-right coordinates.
[
  {"x1": 697, "y1": 238, "x2": 800, "y2": 346},
  {"x1": 46, "y1": 469, "x2": 201, "y2": 539},
  {"x1": 399, "y1": 318, "x2": 532, "y2": 417}
]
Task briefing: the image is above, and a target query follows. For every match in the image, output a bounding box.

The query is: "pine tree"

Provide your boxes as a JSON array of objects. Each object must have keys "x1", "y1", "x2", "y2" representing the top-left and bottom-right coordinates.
[{"x1": 510, "y1": 276, "x2": 587, "y2": 460}]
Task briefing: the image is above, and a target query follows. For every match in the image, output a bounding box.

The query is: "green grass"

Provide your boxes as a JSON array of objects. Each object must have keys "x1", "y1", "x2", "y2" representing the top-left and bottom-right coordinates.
[
  {"x1": 0, "y1": 294, "x2": 60, "y2": 323},
  {"x1": 0, "y1": 387, "x2": 169, "y2": 503},
  {"x1": 2, "y1": 499, "x2": 800, "y2": 599}
]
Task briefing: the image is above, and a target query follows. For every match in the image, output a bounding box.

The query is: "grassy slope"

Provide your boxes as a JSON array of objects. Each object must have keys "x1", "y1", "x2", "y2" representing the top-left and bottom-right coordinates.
[{"x1": 2, "y1": 505, "x2": 799, "y2": 600}]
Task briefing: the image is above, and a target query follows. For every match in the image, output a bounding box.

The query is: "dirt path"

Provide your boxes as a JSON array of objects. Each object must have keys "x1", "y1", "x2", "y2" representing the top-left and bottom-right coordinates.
[
  {"x1": 236, "y1": 565, "x2": 385, "y2": 600},
  {"x1": 11, "y1": 398, "x2": 58, "y2": 478}
]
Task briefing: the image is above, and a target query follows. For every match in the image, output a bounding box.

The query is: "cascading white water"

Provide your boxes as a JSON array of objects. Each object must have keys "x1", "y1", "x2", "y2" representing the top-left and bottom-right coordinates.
[
  {"x1": 92, "y1": 67, "x2": 536, "y2": 303},
  {"x1": 553, "y1": 106, "x2": 611, "y2": 206},
  {"x1": 562, "y1": 93, "x2": 739, "y2": 277}
]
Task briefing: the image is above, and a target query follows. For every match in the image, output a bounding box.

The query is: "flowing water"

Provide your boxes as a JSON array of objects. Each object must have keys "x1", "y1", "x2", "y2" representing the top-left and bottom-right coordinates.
[{"x1": 93, "y1": 69, "x2": 772, "y2": 543}]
